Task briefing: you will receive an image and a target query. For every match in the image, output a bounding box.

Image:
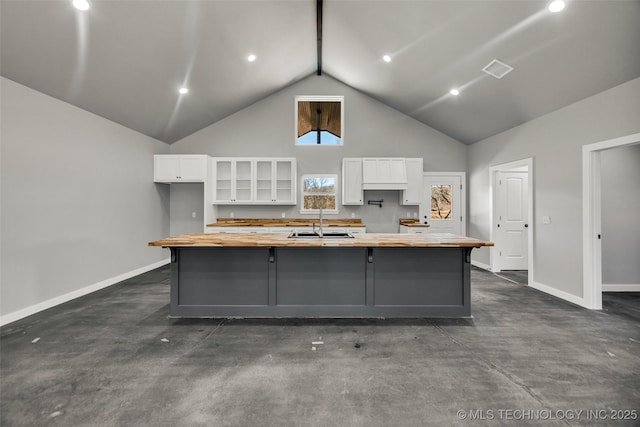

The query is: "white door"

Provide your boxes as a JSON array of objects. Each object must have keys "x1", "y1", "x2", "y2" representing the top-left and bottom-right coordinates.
[
  {"x1": 421, "y1": 175, "x2": 463, "y2": 235},
  {"x1": 495, "y1": 171, "x2": 528, "y2": 270}
]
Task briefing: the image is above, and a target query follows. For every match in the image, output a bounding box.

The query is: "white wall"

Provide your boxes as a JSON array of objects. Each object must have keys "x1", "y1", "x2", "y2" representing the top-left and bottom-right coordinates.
[
  {"x1": 0, "y1": 77, "x2": 170, "y2": 324},
  {"x1": 468, "y1": 77, "x2": 640, "y2": 300},
  {"x1": 601, "y1": 144, "x2": 640, "y2": 286},
  {"x1": 169, "y1": 74, "x2": 467, "y2": 232}
]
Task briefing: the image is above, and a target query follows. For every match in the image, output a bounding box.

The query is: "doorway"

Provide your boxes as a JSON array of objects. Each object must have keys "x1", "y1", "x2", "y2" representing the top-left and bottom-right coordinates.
[
  {"x1": 420, "y1": 173, "x2": 465, "y2": 235},
  {"x1": 582, "y1": 132, "x2": 640, "y2": 310},
  {"x1": 489, "y1": 159, "x2": 533, "y2": 280}
]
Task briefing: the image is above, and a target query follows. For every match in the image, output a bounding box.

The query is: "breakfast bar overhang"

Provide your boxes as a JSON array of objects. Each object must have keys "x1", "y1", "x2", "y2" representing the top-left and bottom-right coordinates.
[{"x1": 149, "y1": 233, "x2": 493, "y2": 318}]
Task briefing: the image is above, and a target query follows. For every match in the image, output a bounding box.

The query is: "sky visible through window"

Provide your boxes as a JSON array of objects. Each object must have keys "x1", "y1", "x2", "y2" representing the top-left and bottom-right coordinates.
[{"x1": 297, "y1": 131, "x2": 341, "y2": 145}]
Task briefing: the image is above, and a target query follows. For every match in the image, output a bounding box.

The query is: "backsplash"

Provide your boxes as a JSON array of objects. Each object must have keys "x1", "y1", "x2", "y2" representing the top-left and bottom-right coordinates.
[{"x1": 215, "y1": 190, "x2": 419, "y2": 233}]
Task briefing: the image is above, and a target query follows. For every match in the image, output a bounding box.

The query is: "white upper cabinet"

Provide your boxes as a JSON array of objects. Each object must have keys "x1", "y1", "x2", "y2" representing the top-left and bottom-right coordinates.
[
  {"x1": 255, "y1": 159, "x2": 296, "y2": 204},
  {"x1": 342, "y1": 158, "x2": 363, "y2": 205},
  {"x1": 400, "y1": 158, "x2": 424, "y2": 205},
  {"x1": 154, "y1": 155, "x2": 207, "y2": 183},
  {"x1": 212, "y1": 158, "x2": 253, "y2": 203},
  {"x1": 362, "y1": 158, "x2": 408, "y2": 190},
  {"x1": 212, "y1": 158, "x2": 296, "y2": 205}
]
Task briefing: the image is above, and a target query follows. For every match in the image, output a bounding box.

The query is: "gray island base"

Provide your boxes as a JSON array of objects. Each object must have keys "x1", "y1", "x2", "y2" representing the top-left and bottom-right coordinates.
[{"x1": 153, "y1": 232, "x2": 494, "y2": 318}]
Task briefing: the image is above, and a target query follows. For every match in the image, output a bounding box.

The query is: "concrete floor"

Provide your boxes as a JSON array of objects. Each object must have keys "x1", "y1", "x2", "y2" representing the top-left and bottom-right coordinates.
[{"x1": 1, "y1": 267, "x2": 639, "y2": 426}]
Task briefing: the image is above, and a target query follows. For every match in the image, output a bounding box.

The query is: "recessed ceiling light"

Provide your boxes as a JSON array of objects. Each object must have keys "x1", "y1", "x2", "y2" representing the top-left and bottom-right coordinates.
[
  {"x1": 482, "y1": 59, "x2": 514, "y2": 79},
  {"x1": 383, "y1": 55, "x2": 391, "y2": 63},
  {"x1": 72, "y1": 0, "x2": 90, "y2": 11},
  {"x1": 247, "y1": 54, "x2": 256, "y2": 62},
  {"x1": 449, "y1": 89, "x2": 460, "y2": 96},
  {"x1": 548, "y1": 0, "x2": 566, "y2": 13},
  {"x1": 178, "y1": 87, "x2": 189, "y2": 95}
]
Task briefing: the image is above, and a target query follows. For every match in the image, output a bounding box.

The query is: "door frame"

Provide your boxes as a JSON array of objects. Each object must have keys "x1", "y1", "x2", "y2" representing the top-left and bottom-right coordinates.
[
  {"x1": 582, "y1": 132, "x2": 640, "y2": 310},
  {"x1": 489, "y1": 158, "x2": 533, "y2": 277},
  {"x1": 421, "y1": 172, "x2": 466, "y2": 235}
]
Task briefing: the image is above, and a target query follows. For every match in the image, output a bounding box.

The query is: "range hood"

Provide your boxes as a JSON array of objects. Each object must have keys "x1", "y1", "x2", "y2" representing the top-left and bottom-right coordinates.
[{"x1": 361, "y1": 158, "x2": 408, "y2": 190}]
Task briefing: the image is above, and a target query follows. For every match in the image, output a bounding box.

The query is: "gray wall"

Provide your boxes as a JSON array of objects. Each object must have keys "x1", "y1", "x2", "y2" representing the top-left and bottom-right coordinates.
[
  {"x1": 170, "y1": 183, "x2": 204, "y2": 235},
  {"x1": 169, "y1": 74, "x2": 465, "y2": 232},
  {"x1": 0, "y1": 77, "x2": 170, "y2": 320},
  {"x1": 601, "y1": 144, "x2": 640, "y2": 285},
  {"x1": 468, "y1": 77, "x2": 640, "y2": 299}
]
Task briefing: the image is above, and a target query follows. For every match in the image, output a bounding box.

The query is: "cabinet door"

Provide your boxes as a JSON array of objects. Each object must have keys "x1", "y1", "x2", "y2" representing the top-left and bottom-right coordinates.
[
  {"x1": 274, "y1": 160, "x2": 295, "y2": 204},
  {"x1": 255, "y1": 160, "x2": 274, "y2": 202},
  {"x1": 234, "y1": 160, "x2": 253, "y2": 203},
  {"x1": 401, "y1": 158, "x2": 423, "y2": 205},
  {"x1": 154, "y1": 155, "x2": 206, "y2": 183},
  {"x1": 213, "y1": 160, "x2": 234, "y2": 202},
  {"x1": 154, "y1": 156, "x2": 181, "y2": 182},
  {"x1": 179, "y1": 156, "x2": 206, "y2": 181},
  {"x1": 342, "y1": 158, "x2": 363, "y2": 205}
]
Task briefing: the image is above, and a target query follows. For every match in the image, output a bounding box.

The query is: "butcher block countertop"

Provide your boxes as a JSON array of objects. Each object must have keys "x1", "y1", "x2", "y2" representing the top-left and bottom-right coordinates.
[
  {"x1": 206, "y1": 218, "x2": 364, "y2": 227},
  {"x1": 399, "y1": 218, "x2": 430, "y2": 227},
  {"x1": 149, "y1": 233, "x2": 493, "y2": 248}
]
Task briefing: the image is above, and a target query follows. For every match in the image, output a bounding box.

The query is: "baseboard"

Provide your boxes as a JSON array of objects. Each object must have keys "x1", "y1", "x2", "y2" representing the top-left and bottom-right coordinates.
[
  {"x1": 529, "y1": 280, "x2": 588, "y2": 308},
  {"x1": 471, "y1": 260, "x2": 492, "y2": 271},
  {"x1": 602, "y1": 284, "x2": 640, "y2": 292},
  {"x1": 0, "y1": 258, "x2": 170, "y2": 327}
]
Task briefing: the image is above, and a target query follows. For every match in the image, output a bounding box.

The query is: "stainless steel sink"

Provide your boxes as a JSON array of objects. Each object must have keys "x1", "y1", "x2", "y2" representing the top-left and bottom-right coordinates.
[{"x1": 288, "y1": 231, "x2": 354, "y2": 238}]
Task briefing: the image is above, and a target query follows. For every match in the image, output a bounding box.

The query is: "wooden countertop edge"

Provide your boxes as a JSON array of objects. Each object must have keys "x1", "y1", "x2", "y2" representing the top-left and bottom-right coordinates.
[
  {"x1": 207, "y1": 218, "x2": 365, "y2": 227},
  {"x1": 148, "y1": 233, "x2": 494, "y2": 248}
]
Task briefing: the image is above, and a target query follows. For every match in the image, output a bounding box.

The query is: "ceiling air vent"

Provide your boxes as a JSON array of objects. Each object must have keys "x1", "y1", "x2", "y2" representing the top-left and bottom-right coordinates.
[{"x1": 482, "y1": 59, "x2": 514, "y2": 79}]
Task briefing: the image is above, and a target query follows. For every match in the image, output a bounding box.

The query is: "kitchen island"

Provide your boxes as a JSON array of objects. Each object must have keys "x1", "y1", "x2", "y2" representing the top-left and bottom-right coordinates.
[{"x1": 149, "y1": 233, "x2": 492, "y2": 318}]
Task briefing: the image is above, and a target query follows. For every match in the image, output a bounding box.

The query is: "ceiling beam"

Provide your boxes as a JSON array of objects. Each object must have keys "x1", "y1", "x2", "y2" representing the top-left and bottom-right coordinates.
[{"x1": 316, "y1": 0, "x2": 323, "y2": 75}]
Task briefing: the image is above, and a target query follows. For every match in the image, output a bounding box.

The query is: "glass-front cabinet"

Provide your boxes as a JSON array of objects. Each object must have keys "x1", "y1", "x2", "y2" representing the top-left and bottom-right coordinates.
[{"x1": 212, "y1": 158, "x2": 296, "y2": 205}]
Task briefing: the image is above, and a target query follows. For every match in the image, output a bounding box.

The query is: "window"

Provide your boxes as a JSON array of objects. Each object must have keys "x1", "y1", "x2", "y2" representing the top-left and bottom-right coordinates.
[
  {"x1": 431, "y1": 185, "x2": 452, "y2": 219},
  {"x1": 301, "y1": 175, "x2": 338, "y2": 213},
  {"x1": 295, "y1": 96, "x2": 344, "y2": 145}
]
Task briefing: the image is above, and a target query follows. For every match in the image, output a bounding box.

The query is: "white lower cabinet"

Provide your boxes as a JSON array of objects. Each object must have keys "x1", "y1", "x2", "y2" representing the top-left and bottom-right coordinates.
[
  {"x1": 399, "y1": 225, "x2": 428, "y2": 234},
  {"x1": 206, "y1": 226, "x2": 366, "y2": 234},
  {"x1": 205, "y1": 227, "x2": 239, "y2": 233},
  {"x1": 237, "y1": 227, "x2": 271, "y2": 233},
  {"x1": 268, "y1": 227, "x2": 297, "y2": 233}
]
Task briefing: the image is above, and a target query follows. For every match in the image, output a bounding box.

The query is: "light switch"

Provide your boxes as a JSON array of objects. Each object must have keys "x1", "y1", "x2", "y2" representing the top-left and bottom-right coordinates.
[
  {"x1": 191, "y1": 212, "x2": 196, "y2": 218},
  {"x1": 542, "y1": 215, "x2": 551, "y2": 224}
]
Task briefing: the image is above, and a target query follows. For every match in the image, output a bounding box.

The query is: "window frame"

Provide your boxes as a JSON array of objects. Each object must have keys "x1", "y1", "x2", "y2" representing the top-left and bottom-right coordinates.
[
  {"x1": 294, "y1": 95, "x2": 344, "y2": 146},
  {"x1": 299, "y1": 174, "x2": 339, "y2": 214}
]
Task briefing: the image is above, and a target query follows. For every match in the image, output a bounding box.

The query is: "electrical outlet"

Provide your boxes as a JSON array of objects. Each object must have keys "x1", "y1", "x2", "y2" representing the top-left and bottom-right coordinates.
[
  {"x1": 281, "y1": 212, "x2": 286, "y2": 218},
  {"x1": 191, "y1": 212, "x2": 196, "y2": 219},
  {"x1": 351, "y1": 212, "x2": 355, "y2": 219},
  {"x1": 230, "y1": 212, "x2": 234, "y2": 218},
  {"x1": 407, "y1": 212, "x2": 411, "y2": 218},
  {"x1": 413, "y1": 212, "x2": 417, "y2": 218}
]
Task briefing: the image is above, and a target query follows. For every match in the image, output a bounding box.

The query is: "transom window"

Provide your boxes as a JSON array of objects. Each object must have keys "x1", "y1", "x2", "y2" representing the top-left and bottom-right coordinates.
[
  {"x1": 295, "y1": 96, "x2": 344, "y2": 145},
  {"x1": 300, "y1": 175, "x2": 338, "y2": 213}
]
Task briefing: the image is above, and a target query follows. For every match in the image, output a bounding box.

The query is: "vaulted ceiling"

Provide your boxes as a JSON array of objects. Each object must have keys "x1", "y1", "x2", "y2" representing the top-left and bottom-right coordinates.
[{"x1": 2, "y1": 0, "x2": 639, "y2": 144}]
